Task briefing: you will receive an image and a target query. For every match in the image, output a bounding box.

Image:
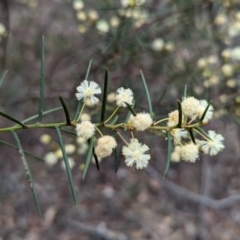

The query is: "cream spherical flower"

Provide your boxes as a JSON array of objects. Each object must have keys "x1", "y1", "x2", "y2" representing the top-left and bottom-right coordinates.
[
  {"x1": 180, "y1": 142, "x2": 199, "y2": 163},
  {"x1": 197, "y1": 100, "x2": 213, "y2": 123},
  {"x1": 44, "y1": 152, "x2": 58, "y2": 166},
  {"x1": 115, "y1": 87, "x2": 134, "y2": 107},
  {"x1": 107, "y1": 92, "x2": 116, "y2": 103},
  {"x1": 40, "y1": 134, "x2": 52, "y2": 145},
  {"x1": 129, "y1": 113, "x2": 153, "y2": 131},
  {"x1": 95, "y1": 135, "x2": 117, "y2": 159},
  {"x1": 73, "y1": 0, "x2": 84, "y2": 10},
  {"x1": 200, "y1": 130, "x2": 224, "y2": 156},
  {"x1": 64, "y1": 144, "x2": 76, "y2": 154},
  {"x1": 96, "y1": 20, "x2": 110, "y2": 33},
  {"x1": 80, "y1": 113, "x2": 91, "y2": 121},
  {"x1": 76, "y1": 80, "x2": 101, "y2": 105},
  {"x1": 122, "y1": 138, "x2": 150, "y2": 169},
  {"x1": 171, "y1": 146, "x2": 181, "y2": 162},
  {"x1": 0, "y1": 24, "x2": 6, "y2": 35},
  {"x1": 221, "y1": 64, "x2": 234, "y2": 77},
  {"x1": 88, "y1": 9, "x2": 98, "y2": 21},
  {"x1": 151, "y1": 38, "x2": 165, "y2": 51},
  {"x1": 167, "y1": 110, "x2": 179, "y2": 127},
  {"x1": 181, "y1": 97, "x2": 200, "y2": 118},
  {"x1": 76, "y1": 121, "x2": 95, "y2": 139}
]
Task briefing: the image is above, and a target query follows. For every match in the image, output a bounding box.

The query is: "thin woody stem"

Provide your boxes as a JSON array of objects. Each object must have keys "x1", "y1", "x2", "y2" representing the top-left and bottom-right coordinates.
[{"x1": 104, "y1": 106, "x2": 120, "y2": 124}]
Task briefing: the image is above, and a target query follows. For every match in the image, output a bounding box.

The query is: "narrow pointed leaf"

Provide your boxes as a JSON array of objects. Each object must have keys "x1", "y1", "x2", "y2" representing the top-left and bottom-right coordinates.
[
  {"x1": 74, "y1": 100, "x2": 83, "y2": 121},
  {"x1": 74, "y1": 60, "x2": 92, "y2": 121},
  {"x1": 125, "y1": 102, "x2": 136, "y2": 116},
  {"x1": 60, "y1": 129, "x2": 76, "y2": 136},
  {"x1": 38, "y1": 36, "x2": 45, "y2": 123},
  {"x1": 93, "y1": 148, "x2": 99, "y2": 171},
  {"x1": 0, "y1": 139, "x2": 44, "y2": 162},
  {"x1": 0, "y1": 111, "x2": 26, "y2": 128},
  {"x1": 163, "y1": 131, "x2": 172, "y2": 177},
  {"x1": 83, "y1": 136, "x2": 94, "y2": 179},
  {"x1": 140, "y1": 70, "x2": 153, "y2": 117},
  {"x1": 84, "y1": 60, "x2": 93, "y2": 79},
  {"x1": 0, "y1": 70, "x2": 8, "y2": 88},
  {"x1": 86, "y1": 138, "x2": 99, "y2": 170},
  {"x1": 177, "y1": 100, "x2": 182, "y2": 128},
  {"x1": 194, "y1": 126, "x2": 212, "y2": 140},
  {"x1": 188, "y1": 129, "x2": 196, "y2": 144},
  {"x1": 125, "y1": 100, "x2": 135, "y2": 123},
  {"x1": 59, "y1": 96, "x2": 71, "y2": 125},
  {"x1": 12, "y1": 131, "x2": 42, "y2": 218},
  {"x1": 100, "y1": 67, "x2": 108, "y2": 122},
  {"x1": 184, "y1": 85, "x2": 187, "y2": 98},
  {"x1": 20, "y1": 106, "x2": 62, "y2": 124},
  {"x1": 200, "y1": 100, "x2": 212, "y2": 122},
  {"x1": 110, "y1": 115, "x2": 118, "y2": 125},
  {"x1": 55, "y1": 127, "x2": 77, "y2": 205}
]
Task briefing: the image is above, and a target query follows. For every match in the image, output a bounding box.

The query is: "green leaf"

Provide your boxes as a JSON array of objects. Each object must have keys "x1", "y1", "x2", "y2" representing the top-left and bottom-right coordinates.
[
  {"x1": 38, "y1": 36, "x2": 45, "y2": 123},
  {"x1": 59, "y1": 96, "x2": 71, "y2": 125},
  {"x1": 93, "y1": 148, "x2": 99, "y2": 171},
  {"x1": 110, "y1": 115, "x2": 118, "y2": 125},
  {"x1": 163, "y1": 131, "x2": 172, "y2": 177},
  {"x1": 184, "y1": 85, "x2": 187, "y2": 98},
  {"x1": 140, "y1": 70, "x2": 153, "y2": 117},
  {"x1": 60, "y1": 128, "x2": 76, "y2": 136},
  {"x1": 0, "y1": 111, "x2": 26, "y2": 128},
  {"x1": 0, "y1": 70, "x2": 8, "y2": 88},
  {"x1": 74, "y1": 100, "x2": 83, "y2": 121},
  {"x1": 200, "y1": 100, "x2": 212, "y2": 122},
  {"x1": 0, "y1": 139, "x2": 44, "y2": 162},
  {"x1": 125, "y1": 100, "x2": 135, "y2": 123},
  {"x1": 177, "y1": 100, "x2": 182, "y2": 128},
  {"x1": 194, "y1": 126, "x2": 212, "y2": 140},
  {"x1": 188, "y1": 129, "x2": 196, "y2": 144},
  {"x1": 84, "y1": 60, "x2": 93, "y2": 79},
  {"x1": 12, "y1": 131, "x2": 42, "y2": 219},
  {"x1": 83, "y1": 136, "x2": 94, "y2": 179},
  {"x1": 20, "y1": 106, "x2": 62, "y2": 124},
  {"x1": 55, "y1": 127, "x2": 77, "y2": 205},
  {"x1": 125, "y1": 102, "x2": 136, "y2": 117},
  {"x1": 100, "y1": 67, "x2": 108, "y2": 122}
]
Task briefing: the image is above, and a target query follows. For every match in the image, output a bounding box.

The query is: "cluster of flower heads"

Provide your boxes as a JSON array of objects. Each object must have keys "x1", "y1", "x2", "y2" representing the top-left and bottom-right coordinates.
[
  {"x1": 75, "y1": 79, "x2": 153, "y2": 169},
  {"x1": 169, "y1": 97, "x2": 224, "y2": 163},
  {"x1": 74, "y1": 79, "x2": 225, "y2": 171},
  {"x1": 71, "y1": 0, "x2": 150, "y2": 35}
]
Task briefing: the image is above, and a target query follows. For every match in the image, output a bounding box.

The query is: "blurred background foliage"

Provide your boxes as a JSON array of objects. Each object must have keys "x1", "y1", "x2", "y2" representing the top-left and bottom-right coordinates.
[{"x1": 1, "y1": 0, "x2": 240, "y2": 239}]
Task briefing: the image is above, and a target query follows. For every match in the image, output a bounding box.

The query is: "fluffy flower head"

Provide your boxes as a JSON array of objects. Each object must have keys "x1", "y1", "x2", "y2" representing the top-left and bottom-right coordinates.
[
  {"x1": 181, "y1": 96, "x2": 200, "y2": 118},
  {"x1": 171, "y1": 146, "x2": 181, "y2": 162},
  {"x1": 95, "y1": 135, "x2": 117, "y2": 159},
  {"x1": 115, "y1": 87, "x2": 134, "y2": 107},
  {"x1": 128, "y1": 113, "x2": 153, "y2": 131},
  {"x1": 122, "y1": 138, "x2": 150, "y2": 169},
  {"x1": 200, "y1": 130, "x2": 224, "y2": 156},
  {"x1": 76, "y1": 80, "x2": 101, "y2": 105},
  {"x1": 180, "y1": 142, "x2": 199, "y2": 163},
  {"x1": 76, "y1": 121, "x2": 95, "y2": 140},
  {"x1": 44, "y1": 152, "x2": 58, "y2": 166},
  {"x1": 168, "y1": 110, "x2": 179, "y2": 127}
]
